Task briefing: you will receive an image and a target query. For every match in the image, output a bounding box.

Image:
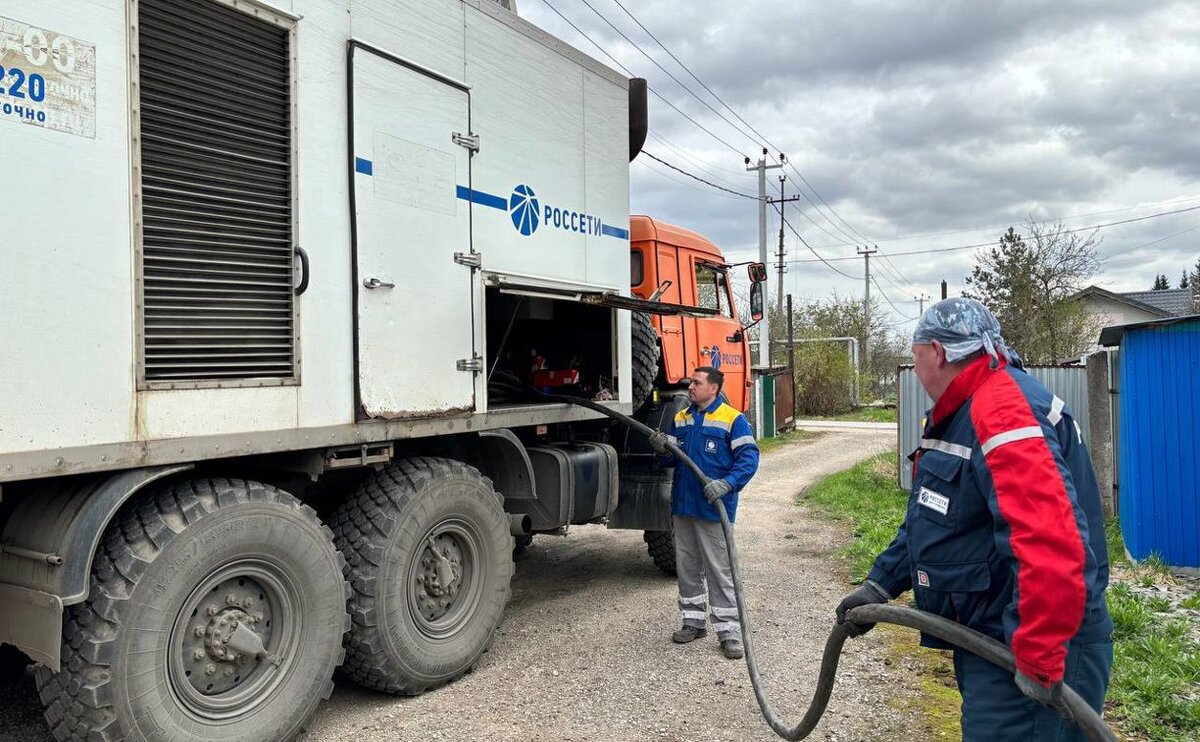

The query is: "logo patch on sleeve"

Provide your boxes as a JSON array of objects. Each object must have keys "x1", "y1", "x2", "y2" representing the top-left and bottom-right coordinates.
[
  {"x1": 917, "y1": 487, "x2": 950, "y2": 516},
  {"x1": 705, "y1": 439, "x2": 718, "y2": 453},
  {"x1": 917, "y1": 570, "x2": 930, "y2": 587}
]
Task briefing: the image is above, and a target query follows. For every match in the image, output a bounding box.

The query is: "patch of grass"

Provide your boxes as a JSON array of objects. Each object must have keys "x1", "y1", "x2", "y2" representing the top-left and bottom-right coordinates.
[
  {"x1": 879, "y1": 626, "x2": 961, "y2": 740},
  {"x1": 756, "y1": 428, "x2": 819, "y2": 454},
  {"x1": 799, "y1": 452, "x2": 907, "y2": 582},
  {"x1": 808, "y1": 407, "x2": 898, "y2": 423},
  {"x1": 1106, "y1": 518, "x2": 1130, "y2": 567},
  {"x1": 1105, "y1": 585, "x2": 1200, "y2": 740},
  {"x1": 1181, "y1": 593, "x2": 1200, "y2": 611}
]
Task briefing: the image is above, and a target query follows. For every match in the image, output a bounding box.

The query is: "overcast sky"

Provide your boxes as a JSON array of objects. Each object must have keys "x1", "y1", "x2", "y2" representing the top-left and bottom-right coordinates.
[{"x1": 519, "y1": 0, "x2": 1200, "y2": 331}]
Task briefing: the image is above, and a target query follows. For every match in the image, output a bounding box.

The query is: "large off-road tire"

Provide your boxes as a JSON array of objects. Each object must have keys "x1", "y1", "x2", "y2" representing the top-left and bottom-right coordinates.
[
  {"x1": 643, "y1": 528, "x2": 677, "y2": 576},
  {"x1": 330, "y1": 458, "x2": 513, "y2": 695},
  {"x1": 631, "y1": 311, "x2": 661, "y2": 411},
  {"x1": 35, "y1": 479, "x2": 350, "y2": 742}
]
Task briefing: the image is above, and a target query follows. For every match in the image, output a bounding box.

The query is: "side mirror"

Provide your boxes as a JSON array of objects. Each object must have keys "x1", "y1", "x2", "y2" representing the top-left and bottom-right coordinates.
[
  {"x1": 748, "y1": 262, "x2": 768, "y2": 283},
  {"x1": 749, "y1": 281, "x2": 764, "y2": 322}
]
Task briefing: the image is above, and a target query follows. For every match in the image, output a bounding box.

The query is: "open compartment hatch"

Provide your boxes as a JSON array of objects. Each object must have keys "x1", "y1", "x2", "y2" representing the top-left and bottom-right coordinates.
[{"x1": 484, "y1": 289, "x2": 617, "y2": 408}]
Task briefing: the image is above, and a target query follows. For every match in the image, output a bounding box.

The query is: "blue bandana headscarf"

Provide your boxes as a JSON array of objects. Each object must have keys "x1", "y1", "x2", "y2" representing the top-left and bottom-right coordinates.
[{"x1": 912, "y1": 298, "x2": 1023, "y2": 369}]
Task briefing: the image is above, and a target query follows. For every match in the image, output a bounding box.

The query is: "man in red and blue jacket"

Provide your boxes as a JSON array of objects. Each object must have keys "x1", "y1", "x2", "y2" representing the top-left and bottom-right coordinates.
[{"x1": 836, "y1": 298, "x2": 1112, "y2": 741}]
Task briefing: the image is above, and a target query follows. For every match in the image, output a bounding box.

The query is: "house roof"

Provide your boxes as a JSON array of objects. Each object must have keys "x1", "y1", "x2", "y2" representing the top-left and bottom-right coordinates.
[
  {"x1": 1120, "y1": 289, "x2": 1196, "y2": 316},
  {"x1": 1073, "y1": 286, "x2": 1173, "y2": 317},
  {"x1": 1098, "y1": 314, "x2": 1200, "y2": 346}
]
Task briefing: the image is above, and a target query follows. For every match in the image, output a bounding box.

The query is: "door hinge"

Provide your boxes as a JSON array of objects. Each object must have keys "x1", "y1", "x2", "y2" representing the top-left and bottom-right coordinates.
[
  {"x1": 454, "y1": 251, "x2": 482, "y2": 268},
  {"x1": 456, "y1": 355, "x2": 484, "y2": 373},
  {"x1": 452, "y1": 131, "x2": 480, "y2": 153}
]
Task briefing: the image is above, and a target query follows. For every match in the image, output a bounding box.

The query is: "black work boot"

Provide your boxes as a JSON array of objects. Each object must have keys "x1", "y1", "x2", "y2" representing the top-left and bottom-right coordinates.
[
  {"x1": 720, "y1": 637, "x2": 744, "y2": 659},
  {"x1": 671, "y1": 625, "x2": 708, "y2": 644}
]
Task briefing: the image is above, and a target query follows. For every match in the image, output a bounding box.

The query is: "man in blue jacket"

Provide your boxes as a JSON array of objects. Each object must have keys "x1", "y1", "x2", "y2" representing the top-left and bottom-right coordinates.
[
  {"x1": 649, "y1": 366, "x2": 760, "y2": 660},
  {"x1": 836, "y1": 299, "x2": 1112, "y2": 741}
]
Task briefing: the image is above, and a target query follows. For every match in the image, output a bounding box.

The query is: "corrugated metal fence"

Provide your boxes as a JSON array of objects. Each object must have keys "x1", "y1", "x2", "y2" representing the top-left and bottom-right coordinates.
[{"x1": 898, "y1": 365, "x2": 1090, "y2": 490}]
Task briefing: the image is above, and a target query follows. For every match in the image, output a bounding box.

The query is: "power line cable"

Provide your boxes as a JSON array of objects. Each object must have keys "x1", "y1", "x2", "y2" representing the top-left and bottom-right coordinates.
[
  {"x1": 646, "y1": 131, "x2": 752, "y2": 186},
  {"x1": 608, "y1": 0, "x2": 777, "y2": 154},
  {"x1": 642, "y1": 151, "x2": 757, "y2": 199},
  {"x1": 810, "y1": 194, "x2": 1200, "y2": 250},
  {"x1": 871, "y1": 275, "x2": 919, "y2": 320},
  {"x1": 635, "y1": 156, "x2": 750, "y2": 201},
  {"x1": 601, "y1": 0, "x2": 874, "y2": 243},
  {"x1": 575, "y1": 0, "x2": 764, "y2": 152},
  {"x1": 537, "y1": 0, "x2": 748, "y2": 158},
  {"x1": 770, "y1": 203, "x2": 861, "y2": 280},
  {"x1": 785, "y1": 203, "x2": 1200, "y2": 264}
]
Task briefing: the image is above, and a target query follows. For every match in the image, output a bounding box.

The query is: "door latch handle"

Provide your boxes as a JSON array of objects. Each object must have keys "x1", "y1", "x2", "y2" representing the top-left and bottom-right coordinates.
[{"x1": 363, "y1": 277, "x2": 395, "y2": 289}]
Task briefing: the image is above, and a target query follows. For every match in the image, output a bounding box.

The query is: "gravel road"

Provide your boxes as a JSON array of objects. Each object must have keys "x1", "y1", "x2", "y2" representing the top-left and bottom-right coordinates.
[{"x1": 0, "y1": 429, "x2": 920, "y2": 742}]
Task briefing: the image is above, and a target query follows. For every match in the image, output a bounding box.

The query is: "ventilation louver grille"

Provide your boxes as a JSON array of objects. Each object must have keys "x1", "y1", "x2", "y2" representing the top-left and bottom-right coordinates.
[{"x1": 138, "y1": 0, "x2": 295, "y2": 383}]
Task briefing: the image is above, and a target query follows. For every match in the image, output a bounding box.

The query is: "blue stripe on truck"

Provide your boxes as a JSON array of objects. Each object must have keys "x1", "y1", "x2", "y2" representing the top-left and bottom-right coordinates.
[
  {"x1": 355, "y1": 157, "x2": 373, "y2": 175},
  {"x1": 455, "y1": 186, "x2": 508, "y2": 210},
  {"x1": 601, "y1": 223, "x2": 629, "y2": 240}
]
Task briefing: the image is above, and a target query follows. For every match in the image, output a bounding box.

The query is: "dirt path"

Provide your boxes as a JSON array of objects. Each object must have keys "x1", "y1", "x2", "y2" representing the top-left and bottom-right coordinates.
[
  {"x1": 302, "y1": 429, "x2": 916, "y2": 742},
  {"x1": 0, "y1": 430, "x2": 924, "y2": 742}
]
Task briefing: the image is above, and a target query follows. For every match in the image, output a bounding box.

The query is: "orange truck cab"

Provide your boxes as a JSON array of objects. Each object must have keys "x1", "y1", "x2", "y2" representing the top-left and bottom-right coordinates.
[{"x1": 630, "y1": 216, "x2": 761, "y2": 411}]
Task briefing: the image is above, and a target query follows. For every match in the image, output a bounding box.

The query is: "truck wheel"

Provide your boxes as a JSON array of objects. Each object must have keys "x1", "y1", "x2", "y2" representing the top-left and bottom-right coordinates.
[
  {"x1": 330, "y1": 457, "x2": 513, "y2": 695},
  {"x1": 643, "y1": 529, "x2": 677, "y2": 576},
  {"x1": 631, "y1": 311, "x2": 661, "y2": 410},
  {"x1": 35, "y1": 479, "x2": 349, "y2": 742}
]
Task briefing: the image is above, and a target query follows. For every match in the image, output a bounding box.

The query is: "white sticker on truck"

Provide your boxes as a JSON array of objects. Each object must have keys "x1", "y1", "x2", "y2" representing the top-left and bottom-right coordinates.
[{"x1": 0, "y1": 16, "x2": 96, "y2": 138}]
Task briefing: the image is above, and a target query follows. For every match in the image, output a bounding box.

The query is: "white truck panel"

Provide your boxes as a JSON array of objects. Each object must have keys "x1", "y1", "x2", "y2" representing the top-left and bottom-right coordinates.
[
  {"x1": 138, "y1": 387, "x2": 299, "y2": 439},
  {"x1": 291, "y1": 1, "x2": 356, "y2": 428},
  {"x1": 0, "y1": 0, "x2": 633, "y2": 473},
  {"x1": 0, "y1": 1, "x2": 135, "y2": 453},
  {"x1": 351, "y1": 0, "x2": 467, "y2": 84}
]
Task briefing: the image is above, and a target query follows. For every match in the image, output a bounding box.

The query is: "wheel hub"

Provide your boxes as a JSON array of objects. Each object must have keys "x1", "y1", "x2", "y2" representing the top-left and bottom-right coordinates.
[
  {"x1": 177, "y1": 575, "x2": 276, "y2": 700},
  {"x1": 416, "y1": 535, "x2": 463, "y2": 620}
]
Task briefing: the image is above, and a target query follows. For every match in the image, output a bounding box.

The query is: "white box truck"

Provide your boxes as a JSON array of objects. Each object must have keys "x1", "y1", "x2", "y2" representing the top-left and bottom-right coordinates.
[{"x1": 0, "y1": 1, "x2": 769, "y2": 739}]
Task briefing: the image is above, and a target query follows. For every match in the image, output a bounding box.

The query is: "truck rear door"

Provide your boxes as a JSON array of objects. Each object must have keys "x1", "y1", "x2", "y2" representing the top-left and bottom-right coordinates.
[{"x1": 350, "y1": 46, "x2": 478, "y2": 418}]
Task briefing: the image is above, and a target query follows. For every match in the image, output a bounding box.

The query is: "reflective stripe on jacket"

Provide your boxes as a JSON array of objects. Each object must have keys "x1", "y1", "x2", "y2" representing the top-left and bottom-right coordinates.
[{"x1": 665, "y1": 397, "x2": 759, "y2": 523}]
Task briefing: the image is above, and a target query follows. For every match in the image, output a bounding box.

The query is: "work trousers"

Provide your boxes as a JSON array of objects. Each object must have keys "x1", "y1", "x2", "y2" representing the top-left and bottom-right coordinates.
[
  {"x1": 673, "y1": 515, "x2": 740, "y2": 639},
  {"x1": 954, "y1": 639, "x2": 1114, "y2": 741}
]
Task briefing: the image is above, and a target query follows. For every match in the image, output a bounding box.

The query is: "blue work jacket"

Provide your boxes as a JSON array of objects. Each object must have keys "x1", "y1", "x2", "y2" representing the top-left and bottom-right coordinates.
[{"x1": 662, "y1": 398, "x2": 760, "y2": 523}]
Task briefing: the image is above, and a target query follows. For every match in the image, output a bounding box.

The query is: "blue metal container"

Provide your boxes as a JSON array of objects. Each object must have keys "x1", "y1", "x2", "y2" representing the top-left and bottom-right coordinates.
[{"x1": 1105, "y1": 317, "x2": 1200, "y2": 567}]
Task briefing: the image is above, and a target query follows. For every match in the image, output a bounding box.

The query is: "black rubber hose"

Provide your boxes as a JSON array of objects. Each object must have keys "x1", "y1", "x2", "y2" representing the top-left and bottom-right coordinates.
[{"x1": 514, "y1": 390, "x2": 1116, "y2": 741}]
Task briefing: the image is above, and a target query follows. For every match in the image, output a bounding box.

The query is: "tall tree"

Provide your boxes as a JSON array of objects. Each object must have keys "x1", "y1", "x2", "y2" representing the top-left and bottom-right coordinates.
[
  {"x1": 1181, "y1": 271, "x2": 1190, "y2": 290},
  {"x1": 964, "y1": 221, "x2": 1102, "y2": 363},
  {"x1": 1153, "y1": 274, "x2": 1170, "y2": 290}
]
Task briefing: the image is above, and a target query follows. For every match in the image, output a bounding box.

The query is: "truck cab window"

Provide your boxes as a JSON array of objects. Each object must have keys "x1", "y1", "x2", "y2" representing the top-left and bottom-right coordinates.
[
  {"x1": 631, "y1": 249, "x2": 644, "y2": 288},
  {"x1": 695, "y1": 262, "x2": 733, "y2": 318}
]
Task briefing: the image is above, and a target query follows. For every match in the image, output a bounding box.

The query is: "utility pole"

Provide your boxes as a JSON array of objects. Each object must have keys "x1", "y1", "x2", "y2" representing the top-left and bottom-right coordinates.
[
  {"x1": 940, "y1": 280, "x2": 948, "y2": 300},
  {"x1": 857, "y1": 245, "x2": 877, "y2": 370},
  {"x1": 747, "y1": 149, "x2": 783, "y2": 437},
  {"x1": 914, "y1": 292, "x2": 930, "y2": 316},
  {"x1": 776, "y1": 175, "x2": 787, "y2": 320}
]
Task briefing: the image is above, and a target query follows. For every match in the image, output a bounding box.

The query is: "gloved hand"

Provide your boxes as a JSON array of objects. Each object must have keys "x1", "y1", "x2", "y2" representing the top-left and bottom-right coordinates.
[
  {"x1": 1015, "y1": 671, "x2": 1076, "y2": 725},
  {"x1": 703, "y1": 478, "x2": 732, "y2": 503},
  {"x1": 835, "y1": 581, "x2": 890, "y2": 637},
  {"x1": 647, "y1": 431, "x2": 677, "y2": 454}
]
